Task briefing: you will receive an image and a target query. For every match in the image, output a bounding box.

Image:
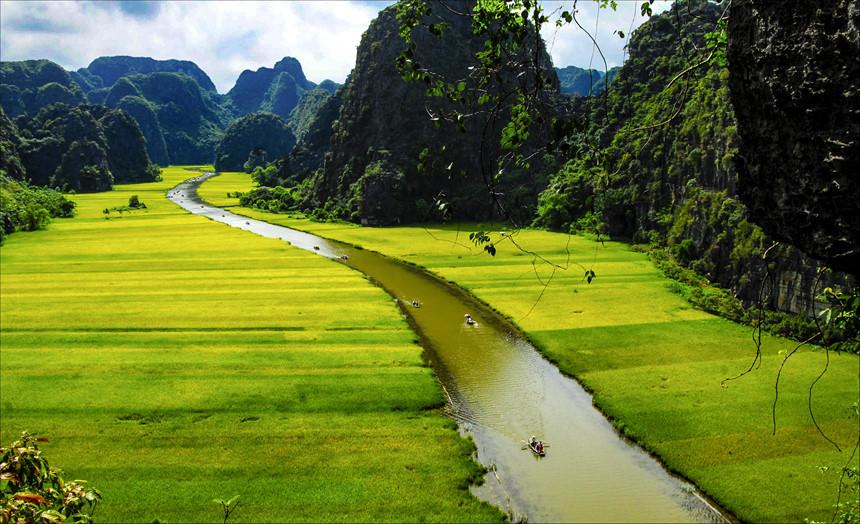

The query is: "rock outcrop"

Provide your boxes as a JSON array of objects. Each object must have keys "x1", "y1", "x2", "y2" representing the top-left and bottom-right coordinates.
[
  {"x1": 728, "y1": 0, "x2": 859, "y2": 275},
  {"x1": 214, "y1": 112, "x2": 295, "y2": 172},
  {"x1": 309, "y1": 4, "x2": 557, "y2": 224},
  {"x1": 226, "y1": 57, "x2": 318, "y2": 122}
]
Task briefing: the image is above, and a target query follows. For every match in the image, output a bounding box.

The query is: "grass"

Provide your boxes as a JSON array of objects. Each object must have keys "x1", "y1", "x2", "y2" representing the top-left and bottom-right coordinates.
[
  {"x1": 209, "y1": 171, "x2": 860, "y2": 523},
  {"x1": 0, "y1": 167, "x2": 503, "y2": 523}
]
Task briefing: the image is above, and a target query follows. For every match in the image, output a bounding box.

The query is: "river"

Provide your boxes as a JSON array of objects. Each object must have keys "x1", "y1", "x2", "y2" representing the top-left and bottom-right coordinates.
[{"x1": 169, "y1": 173, "x2": 729, "y2": 523}]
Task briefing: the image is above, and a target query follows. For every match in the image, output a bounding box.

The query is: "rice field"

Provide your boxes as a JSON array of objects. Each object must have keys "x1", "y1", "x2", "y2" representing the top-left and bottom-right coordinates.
[
  {"x1": 208, "y1": 171, "x2": 860, "y2": 523},
  {"x1": 0, "y1": 167, "x2": 502, "y2": 523}
]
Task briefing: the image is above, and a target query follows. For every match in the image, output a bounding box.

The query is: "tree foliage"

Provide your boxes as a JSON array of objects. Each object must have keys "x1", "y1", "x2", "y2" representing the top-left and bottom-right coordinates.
[
  {"x1": 0, "y1": 175, "x2": 75, "y2": 242},
  {"x1": 1, "y1": 432, "x2": 101, "y2": 523}
]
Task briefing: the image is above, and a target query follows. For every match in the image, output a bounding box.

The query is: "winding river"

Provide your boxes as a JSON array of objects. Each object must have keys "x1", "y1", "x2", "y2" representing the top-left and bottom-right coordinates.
[{"x1": 170, "y1": 173, "x2": 729, "y2": 523}]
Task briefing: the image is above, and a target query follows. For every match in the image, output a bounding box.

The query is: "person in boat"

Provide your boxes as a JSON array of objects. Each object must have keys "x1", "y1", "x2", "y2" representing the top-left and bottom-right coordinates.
[
  {"x1": 528, "y1": 435, "x2": 544, "y2": 454},
  {"x1": 464, "y1": 313, "x2": 475, "y2": 325},
  {"x1": 411, "y1": 300, "x2": 421, "y2": 308}
]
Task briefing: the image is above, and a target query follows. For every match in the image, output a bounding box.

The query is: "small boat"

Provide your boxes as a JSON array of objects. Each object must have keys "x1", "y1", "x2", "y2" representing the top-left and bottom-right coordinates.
[
  {"x1": 527, "y1": 436, "x2": 546, "y2": 457},
  {"x1": 464, "y1": 314, "x2": 476, "y2": 325}
]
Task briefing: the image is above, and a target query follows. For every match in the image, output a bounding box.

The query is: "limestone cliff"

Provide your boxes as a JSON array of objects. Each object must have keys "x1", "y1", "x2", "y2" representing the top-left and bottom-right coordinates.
[
  {"x1": 309, "y1": 4, "x2": 557, "y2": 225},
  {"x1": 728, "y1": 0, "x2": 859, "y2": 275}
]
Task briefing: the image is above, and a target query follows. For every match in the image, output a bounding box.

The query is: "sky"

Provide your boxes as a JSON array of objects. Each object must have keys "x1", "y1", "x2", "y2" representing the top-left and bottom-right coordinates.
[{"x1": 0, "y1": 0, "x2": 671, "y2": 94}]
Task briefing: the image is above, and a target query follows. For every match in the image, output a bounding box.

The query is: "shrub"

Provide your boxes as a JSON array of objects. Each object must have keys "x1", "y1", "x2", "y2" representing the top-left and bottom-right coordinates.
[
  {"x1": 0, "y1": 175, "x2": 75, "y2": 241},
  {"x1": 0, "y1": 432, "x2": 102, "y2": 523}
]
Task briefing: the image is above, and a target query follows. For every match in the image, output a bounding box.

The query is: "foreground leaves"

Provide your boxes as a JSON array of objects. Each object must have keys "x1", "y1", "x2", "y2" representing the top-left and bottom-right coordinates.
[{"x1": 0, "y1": 432, "x2": 102, "y2": 524}]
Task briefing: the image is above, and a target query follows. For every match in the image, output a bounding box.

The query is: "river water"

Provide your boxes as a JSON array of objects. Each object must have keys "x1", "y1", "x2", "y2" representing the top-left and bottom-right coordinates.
[{"x1": 169, "y1": 173, "x2": 729, "y2": 523}]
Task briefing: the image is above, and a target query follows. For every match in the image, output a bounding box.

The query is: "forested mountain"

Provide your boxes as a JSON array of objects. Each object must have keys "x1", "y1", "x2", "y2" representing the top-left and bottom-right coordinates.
[
  {"x1": 0, "y1": 60, "x2": 87, "y2": 118},
  {"x1": 214, "y1": 112, "x2": 295, "y2": 172},
  {"x1": 271, "y1": 86, "x2": 344, "y2": 187},
  {"x1": 535, "y1": 0, "x2": 851, "y2": 313},
  {"x1": 226, "y1": 57, "x2": 319, "y2": 122},
  {"x1": 1, "y1": 104, "x2": 157, "y2": 192},
  {"x1": 72, "y1": 56, "x2": 218, "y2": 95},
  {"x1": 297, "y1": 4, "x2": 557, "y2": 225},
  {"x1": 102, "y1": 72, "x2": 228, "y2": 165},
  {"x1": 0, "y1": 56, "x2": 336, "y2": 166},
  {"x1": 555, "y1": 65, "x2": 618, "y2": 96},
  {"x1": 287, "y1": 87, "x2": 335, "y2": 143}
]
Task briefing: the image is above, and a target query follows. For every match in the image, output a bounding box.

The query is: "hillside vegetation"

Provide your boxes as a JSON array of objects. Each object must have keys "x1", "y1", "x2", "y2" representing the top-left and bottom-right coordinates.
[
  {"x1": 1, "y1": 104, "x2": 158, "y2": 194},
  {"x1": 1, "y1": 56, "x2": 340, "y2": 168}
]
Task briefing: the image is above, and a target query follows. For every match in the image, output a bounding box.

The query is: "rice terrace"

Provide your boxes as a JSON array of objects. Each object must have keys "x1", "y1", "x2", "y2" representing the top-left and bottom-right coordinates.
[{"x1": 1, "y1": 1, "x2": 858, "y2": 523}]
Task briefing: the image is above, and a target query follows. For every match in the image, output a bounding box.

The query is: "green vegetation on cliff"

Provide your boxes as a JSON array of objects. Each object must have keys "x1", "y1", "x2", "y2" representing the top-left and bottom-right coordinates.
[
  {"x1": 0, "y1": 60, "x2": 86, "y2": 118},
  {"x1": 214, "y1": 112, "x2": 295, "y2": 172},
  {"x1": 534, "y1": 0, "x2": 852, "y2": 317},
  {"x1": 556, "y1": 65, "x2": 617, "y2": 96},
  {"x1": 4, "y1": 103, "x2": 158, "y2": 192}
]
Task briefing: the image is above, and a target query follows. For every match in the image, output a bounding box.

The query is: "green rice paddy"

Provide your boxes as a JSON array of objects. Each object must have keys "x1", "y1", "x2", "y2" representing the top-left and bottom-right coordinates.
[
  {"x1": 208, "y1": 171, "x2": 860, "y2": 523},
  {"x1": 0, "y1": 167, "x2": 502, "y2": 523}
]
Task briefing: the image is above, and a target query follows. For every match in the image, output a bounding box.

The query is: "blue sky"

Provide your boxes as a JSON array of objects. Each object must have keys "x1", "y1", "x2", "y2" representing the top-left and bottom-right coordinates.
[{"x1": 0, "y1": 1, "x2": 670, "y2": 93}]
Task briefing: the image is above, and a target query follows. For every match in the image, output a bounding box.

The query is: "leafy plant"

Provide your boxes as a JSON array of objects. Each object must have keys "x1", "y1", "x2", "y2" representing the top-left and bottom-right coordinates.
[
  {"x1": 212, "y1": 495, "x2": 240, "y2": 524},
  {"x1": 0, "y1": 174, "x2": 75, "y2": 242},
  {"x1": 469, "y1": 231, "x2": 496, "y2": 256},
  {"x1": 128, "y1": 194, "x2": 146, "y2": 209},
  {"x1": 0, "y1": 431, "x2": 102, "y2": 523}
]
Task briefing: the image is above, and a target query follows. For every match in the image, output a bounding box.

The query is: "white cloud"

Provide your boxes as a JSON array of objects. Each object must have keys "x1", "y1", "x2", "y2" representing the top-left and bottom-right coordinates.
[
  {"x1": 0, "y1": 0, "x2": 671, "y2": 93},
  {"x1": 542, "y1": 0, "x2": 673, "y2": 71},
  {"x1": 1, "y1": 1, "x2": 383, "y2": 92}
]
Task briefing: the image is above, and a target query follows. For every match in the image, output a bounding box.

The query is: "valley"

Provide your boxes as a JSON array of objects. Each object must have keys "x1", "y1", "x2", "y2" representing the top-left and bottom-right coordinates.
[{"x1": 1, "y1": 0, "x2": 857, "y2": 522}]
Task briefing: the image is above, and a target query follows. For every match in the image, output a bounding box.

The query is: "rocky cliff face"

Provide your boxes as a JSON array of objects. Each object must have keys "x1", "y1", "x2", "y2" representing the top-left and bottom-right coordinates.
[
  {"x1": 226, "y1": 57, "x2": 318, "y2": 122},
  {"x1": 310, "y1": 4, "x2": 557, "y2": 225},
  {"x1": 535, "y1": 0, "x2": 853, "y2": 316},
  {"x1": 214, "y1": 112, "x2": 295, "y2": 172},
  {"x1": 728, "y1": 0, "x2": 859, "y2": 276}
]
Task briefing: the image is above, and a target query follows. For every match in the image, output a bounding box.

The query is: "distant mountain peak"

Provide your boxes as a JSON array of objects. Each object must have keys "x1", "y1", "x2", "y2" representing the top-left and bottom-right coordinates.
[{"x1": 81, "y1": 56, "x2": 217, "y2": 92}]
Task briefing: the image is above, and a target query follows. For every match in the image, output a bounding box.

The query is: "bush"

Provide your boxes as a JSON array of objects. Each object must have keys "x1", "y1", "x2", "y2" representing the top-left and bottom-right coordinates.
[
  {"x1": 0, "y1": 174, "x2": 75, "y2": 241},
  {"x1": 127, "y1": 194, "x2": 146, "y2": 209},
  {"x1": 1, "y1": 431, "x2": 102, "y2": 523},
  {"x1": 672, "y1": 238, "x2": 697, "y2": 265},
  {"x1": 239, "y1": 185, "x2": 301, "y2": 214}
]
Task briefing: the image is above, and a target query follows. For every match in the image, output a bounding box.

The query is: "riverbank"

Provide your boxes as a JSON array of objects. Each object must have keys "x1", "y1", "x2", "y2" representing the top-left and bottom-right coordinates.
[
  {"x1": 0, "y1": 167, "x2": 503, "y2": 523},
  {"x1": 202, "y1": 171, "x2": 860, "y2": 523}
]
